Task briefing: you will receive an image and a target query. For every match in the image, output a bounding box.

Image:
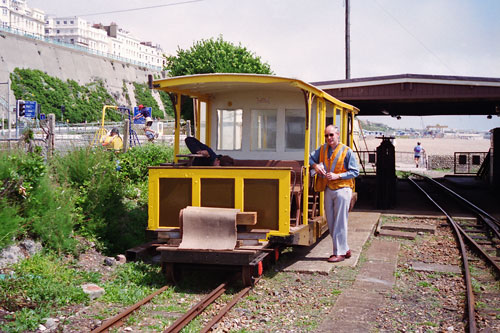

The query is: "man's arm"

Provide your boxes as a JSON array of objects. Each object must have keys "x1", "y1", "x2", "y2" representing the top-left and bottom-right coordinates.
[
  {"x1": 309, "y1": 146, "x2": 327, "y2": 176},
  {"x1": 339, "y1": 149, "x2": 359, "y2": 179}
]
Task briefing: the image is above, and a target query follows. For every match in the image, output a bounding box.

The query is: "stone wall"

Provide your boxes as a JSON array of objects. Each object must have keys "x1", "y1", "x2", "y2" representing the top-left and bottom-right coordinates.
[{"x1": 427, "y1": 155, "x2": 454, "y2": 170}]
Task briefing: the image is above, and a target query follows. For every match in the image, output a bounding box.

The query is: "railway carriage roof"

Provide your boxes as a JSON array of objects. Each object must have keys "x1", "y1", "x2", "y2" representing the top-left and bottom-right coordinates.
[{"x1": 153, "y1": 73, "x2": 358, "y2": 112}]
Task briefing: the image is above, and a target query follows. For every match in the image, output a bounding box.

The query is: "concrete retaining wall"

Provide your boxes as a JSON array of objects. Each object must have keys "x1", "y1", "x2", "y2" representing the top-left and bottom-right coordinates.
[{"x1": 0, "y1": 30, "x2": 166, "y2": 113}]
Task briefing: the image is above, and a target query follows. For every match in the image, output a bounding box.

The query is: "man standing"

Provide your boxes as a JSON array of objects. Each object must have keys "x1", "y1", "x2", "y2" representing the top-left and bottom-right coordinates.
[
  {"x1": 414, "y1": 142, "x2": 425, "y2": 168},
  {"x1": 309, "y1": 125, "x2": 359, "y2": 263}
]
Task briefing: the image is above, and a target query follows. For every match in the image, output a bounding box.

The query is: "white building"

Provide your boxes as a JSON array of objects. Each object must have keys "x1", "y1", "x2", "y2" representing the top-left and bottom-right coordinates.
[
  {"x1": 0, "y1": 1, "x2": 164, "y2": 70},
  {"x1": 45, "y1": 17, "x2": 108, "y2": 53},
  {"x1": 99, "y1": 22, "x2": 164, "y2": 68},
  {"x1": 44, "y1": 19, "x2": 164, "y2": 69},
  {"x1": 0, "y1": 0, "x2": 45, "y2": 36}
]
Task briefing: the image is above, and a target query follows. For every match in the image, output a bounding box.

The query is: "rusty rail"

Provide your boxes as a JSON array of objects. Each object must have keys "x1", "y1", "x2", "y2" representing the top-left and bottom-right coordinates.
[
  {"x1": 164, "y1": 282, "x2": 228, "y2": 333},
  {"x1": 91, "y1": 285, "x2": 169, "y2": 333},
  {"x1": 408, "y1": 176, "x2": 476, "y2": 333},
  {"x1": 165, "y1": 275, "x2": 259, "y2": 333}
]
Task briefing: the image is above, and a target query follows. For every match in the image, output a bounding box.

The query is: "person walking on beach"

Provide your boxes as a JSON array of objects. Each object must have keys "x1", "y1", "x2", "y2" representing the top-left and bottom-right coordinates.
[{"x1": 414, "y1": 142, "x2": 425, "y2": 168}]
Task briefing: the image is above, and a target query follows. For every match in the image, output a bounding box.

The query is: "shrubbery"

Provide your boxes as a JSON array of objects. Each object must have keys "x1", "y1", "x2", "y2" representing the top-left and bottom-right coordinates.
[
  {"x1": 10, "y1": 68, "x2": 121, "y2": 123},
  {"x1": 0, "y1": 143, "x2": 176, "y2": 254}
]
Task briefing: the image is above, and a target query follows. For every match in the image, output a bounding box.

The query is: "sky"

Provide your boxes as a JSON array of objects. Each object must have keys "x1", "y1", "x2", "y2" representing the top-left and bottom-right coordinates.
[{"x1": 28, "y1": 0, "x2": 500, "y2": 132}]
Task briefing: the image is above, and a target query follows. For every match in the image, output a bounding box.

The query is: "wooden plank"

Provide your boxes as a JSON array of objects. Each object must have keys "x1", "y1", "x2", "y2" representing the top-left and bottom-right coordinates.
[
  {"x1": 381, "y1": 222, "x2": 436, "y2": 234},
  {"x1": 377, "y1": 229, "x2": 416, "y2": 240},
  {"x1": 157, "y1": 246, "x2": 257, "y2": 254},
  {"x1": 237, "y1": 239, "x2": 261, "y2": 246},
  {"x1": 236, "y1": 212, "x2": 257, "y2": 225},
  {"x1": 158, "y1": 231, "x2": 181, "y2": 239}
]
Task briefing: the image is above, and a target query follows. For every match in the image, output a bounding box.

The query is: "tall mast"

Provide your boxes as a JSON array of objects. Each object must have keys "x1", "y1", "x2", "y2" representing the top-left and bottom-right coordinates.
[{"x1": 345, "y1": 0, "x2": 351, "y2": 79}]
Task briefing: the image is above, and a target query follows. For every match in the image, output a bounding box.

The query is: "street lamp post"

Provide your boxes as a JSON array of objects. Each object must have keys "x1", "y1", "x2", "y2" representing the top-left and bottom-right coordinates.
[{"x1": 0, "y1": 80, "x2": 10, "y2": 139}]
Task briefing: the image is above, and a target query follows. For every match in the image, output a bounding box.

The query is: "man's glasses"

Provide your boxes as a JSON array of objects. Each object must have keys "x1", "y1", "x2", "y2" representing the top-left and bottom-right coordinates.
[{"x1": 324, "y1": 133, "x2": 335, "y2": 138}]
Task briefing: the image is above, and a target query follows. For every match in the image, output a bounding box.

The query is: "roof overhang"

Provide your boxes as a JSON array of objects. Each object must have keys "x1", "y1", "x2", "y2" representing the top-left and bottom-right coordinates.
[
  {"x1": 153, "y1": 73, "x2": 358, "y2": 112},
  {"x1": 312, "y1": 74, "x2": 500, "y2": 117}
]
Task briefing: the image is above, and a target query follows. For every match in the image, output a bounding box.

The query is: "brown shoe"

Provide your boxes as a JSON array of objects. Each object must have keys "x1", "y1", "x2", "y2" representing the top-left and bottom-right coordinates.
[
  {"x1": 345, "y1": 250, "x2": 351, "y2": 259},
  {"x1": 327, "y1": 255, "x2": 345, "y2": 263}
]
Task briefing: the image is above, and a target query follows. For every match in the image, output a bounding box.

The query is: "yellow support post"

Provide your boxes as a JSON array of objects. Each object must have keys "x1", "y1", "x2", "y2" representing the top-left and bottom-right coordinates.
[
  {"x1": 302, "y1": 92, "x2": 313, "y2": 226},
  {"x1": 91, "y1": 105, "x2": 118, "y2": 146},
  {"x1": 195, "y1": 99, "x2": 201, "y2": 140},
  {"x1": 206, "y1": 100, "x2": 212, "y2": 146},
  {"x1": 174, "y1": 93, "x2": 181, "y2": 163}
]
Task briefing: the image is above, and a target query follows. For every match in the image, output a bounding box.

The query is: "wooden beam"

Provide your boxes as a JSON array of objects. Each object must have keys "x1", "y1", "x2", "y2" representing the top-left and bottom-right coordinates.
[{"x1": 236, "y1": 212, "x2": 257, "y2": 225}]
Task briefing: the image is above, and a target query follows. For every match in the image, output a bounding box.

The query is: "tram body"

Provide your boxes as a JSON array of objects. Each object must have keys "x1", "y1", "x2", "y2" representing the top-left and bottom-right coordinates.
[{"x1": 147, "y1": 74, "x2": 358, "y2": 248}]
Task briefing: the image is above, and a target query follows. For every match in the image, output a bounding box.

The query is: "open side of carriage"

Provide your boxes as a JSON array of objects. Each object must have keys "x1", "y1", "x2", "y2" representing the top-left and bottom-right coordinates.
[{"x1": 144, "y1": 74, "x2": 358, "y2": 284}]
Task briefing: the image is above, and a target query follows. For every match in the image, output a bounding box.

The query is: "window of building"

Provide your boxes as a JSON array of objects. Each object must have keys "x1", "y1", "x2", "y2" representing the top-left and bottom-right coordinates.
[
  {"x1": 70, "y1": 20, "x2": 74, "y2": 24},
  {"x1": 217, "y1": 109, "x2": 242, "y2": 150},
  {"x1": 63, "y1": 21, "x2": 67, "y2": 24},
  {"x1": 250, "y1": 109, "x2": 276, "y2": 150},
  {"x1": 56, "y1": 29, "x2": 60, "y2": 34},
  {"x1": 285, "y1": 109, "x2": 305, "y2": 150},
  {"x1": 56, "y1": 21, "x2": 60, "y2": 24}
]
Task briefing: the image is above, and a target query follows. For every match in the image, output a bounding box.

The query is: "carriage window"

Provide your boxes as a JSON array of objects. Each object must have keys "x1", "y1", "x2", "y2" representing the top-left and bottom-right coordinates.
[
  {"x1": 285, "y1": 109, "x2": 305, "y2": 150},
  {"x1": 217, "y1": 109, "x2": 242, "y2": 150},
  {"x1": 250, "y1": 109, "x2": 276, "y2": 150},
  {"x1": 335, "y1": 108, "x2": 343, "y2": 138}
]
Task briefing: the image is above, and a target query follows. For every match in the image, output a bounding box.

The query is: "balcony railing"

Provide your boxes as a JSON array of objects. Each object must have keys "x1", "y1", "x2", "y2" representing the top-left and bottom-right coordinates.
[{"x1": 0, "y1": 23, "x2": 164, "y2": 71}]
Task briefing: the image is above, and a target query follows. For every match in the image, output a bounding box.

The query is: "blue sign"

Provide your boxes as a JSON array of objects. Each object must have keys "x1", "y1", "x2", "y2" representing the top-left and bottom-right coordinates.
[
  {"x1": 24, "y1": 101, "x2": 37, "y2": 118},
  {"x1": 133, "y1": 106, "x2": 152, "y2": 125},
  {"x1": 40, "y1": 113, "x2": 46, "y2": 120}
]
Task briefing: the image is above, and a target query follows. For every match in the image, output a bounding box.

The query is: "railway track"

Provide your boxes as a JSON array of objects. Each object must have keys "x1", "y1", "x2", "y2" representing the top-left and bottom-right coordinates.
[
  {"x1": 409, "y1": 173, "x2": 500, "y2": 332},
  {"x1": 91, "y1": 274, "x2": 254, "y2": 332}
]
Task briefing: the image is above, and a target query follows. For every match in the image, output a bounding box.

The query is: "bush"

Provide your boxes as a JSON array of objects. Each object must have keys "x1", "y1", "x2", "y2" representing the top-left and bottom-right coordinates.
[
  {"x1": 51, "y1": 147, "x2": 150, "y2": 254},
  {"x1": 24, "y1": 176, "x2": 77, "y2": 253},
  {"x1": 10, "y1": 68, "x2": 119, "y2": 123},
  {"x1": 0, "y1": 149, "x2": 46, "y2": 199},
  {"x1": 0, "y1": 199, "x2": 23, "y2": 248},
  {"x1": 119, "y1": 143, "x2": 176, "y2": 183}
]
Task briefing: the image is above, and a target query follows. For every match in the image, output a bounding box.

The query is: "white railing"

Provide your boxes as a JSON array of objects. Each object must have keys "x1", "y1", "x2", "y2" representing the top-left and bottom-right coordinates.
[{"x1": 0, "y1": 23, "x2": 163, "y2": 71}]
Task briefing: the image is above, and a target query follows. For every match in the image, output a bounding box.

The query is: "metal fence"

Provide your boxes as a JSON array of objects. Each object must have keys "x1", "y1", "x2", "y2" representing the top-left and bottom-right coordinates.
[
  {"x1": 0, "y1": 120, "x2": 182, "y2": 155},
  {"x1": 356, "y1": 150, "x2": 428, "y2": 174}
]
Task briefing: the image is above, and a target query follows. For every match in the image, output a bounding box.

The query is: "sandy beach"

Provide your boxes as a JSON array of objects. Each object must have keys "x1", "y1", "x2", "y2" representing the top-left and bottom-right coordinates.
[{"x1": 358, "y1": 137, "x2": 491, "y2": 155}]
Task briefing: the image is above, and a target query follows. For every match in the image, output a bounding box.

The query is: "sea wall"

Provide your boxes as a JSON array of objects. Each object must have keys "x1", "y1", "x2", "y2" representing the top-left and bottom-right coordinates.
[{"x1": 0, "y1": 30, "x2": 166, "y2": 110}]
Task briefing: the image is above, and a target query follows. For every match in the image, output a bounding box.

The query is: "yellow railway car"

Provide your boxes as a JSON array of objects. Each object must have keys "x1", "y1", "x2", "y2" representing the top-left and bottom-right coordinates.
[{"x1": 146, "y1": 73, "x2": 358, "y2": 284}]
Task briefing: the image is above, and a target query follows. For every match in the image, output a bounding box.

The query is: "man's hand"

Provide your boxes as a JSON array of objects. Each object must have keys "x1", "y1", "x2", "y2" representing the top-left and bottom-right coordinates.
[
  {"x1": 326, "y1": 172, "x2": 340, "y2": 181},
  {"x1": 196, "y1": 150, "x2": 210, "y2": 158},
  {"x1": 313, "y1": 163, "x2": 327, "y2": 177}
]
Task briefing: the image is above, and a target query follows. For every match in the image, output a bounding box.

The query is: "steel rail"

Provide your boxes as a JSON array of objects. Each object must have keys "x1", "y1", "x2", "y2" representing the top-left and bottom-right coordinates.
[
  {"x1": 200, "y1": 285, "x2": 253, "y2": 333},
  {"x1": 411, "y1": 173, "x2": 500, "y2": 273},
  {"x1": 408, "y1": 177, "x2": 477, "y2": 333},
  {"x1": 423, "y1": 175, "x2": 500, "y2": 230},
  {"x1": 91, "y1": 285, "x2": 169, "y2": 333},
  {"x1": 164, "y1": 282, "x2": 228, "y2": 333}
]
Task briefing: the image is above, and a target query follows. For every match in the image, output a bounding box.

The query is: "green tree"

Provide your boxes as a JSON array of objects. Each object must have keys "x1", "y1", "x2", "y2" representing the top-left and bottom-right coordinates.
[
  {"x1": 165, "y1": 36, "x2": 273, "y2": 123},
  {"x1": 165, "y1": 36, "x2": 273, "y2": 76}
]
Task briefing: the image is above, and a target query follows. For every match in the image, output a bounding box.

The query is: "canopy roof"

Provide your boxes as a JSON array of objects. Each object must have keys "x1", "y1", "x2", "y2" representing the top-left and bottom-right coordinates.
[{"x1": 153, "y1": 73, "x2": 358, "y2": 112}]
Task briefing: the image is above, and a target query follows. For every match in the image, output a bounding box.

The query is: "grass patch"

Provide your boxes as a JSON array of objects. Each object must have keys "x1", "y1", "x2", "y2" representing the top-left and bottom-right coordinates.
[{"x1": 0, "y1": 253, "x2": 98, "y2": 331}]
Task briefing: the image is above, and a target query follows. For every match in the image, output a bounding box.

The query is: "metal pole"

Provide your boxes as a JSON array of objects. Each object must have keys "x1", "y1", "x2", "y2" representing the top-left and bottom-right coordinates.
[
  {"x1": 7, "y1": 79, "x2": 9, "y2": 141},
  {"x1": 345, "y1": 0, "x2": 351, "y2": 79},
  {"x1": 1, "y1": 84, "x2": 4, "y2": 137}
]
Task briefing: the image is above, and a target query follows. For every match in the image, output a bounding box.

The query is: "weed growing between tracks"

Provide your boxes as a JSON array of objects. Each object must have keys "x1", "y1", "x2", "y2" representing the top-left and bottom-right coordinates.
[{"x1": 375, "y1": 217, "x2": 466, "y2": 332}]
